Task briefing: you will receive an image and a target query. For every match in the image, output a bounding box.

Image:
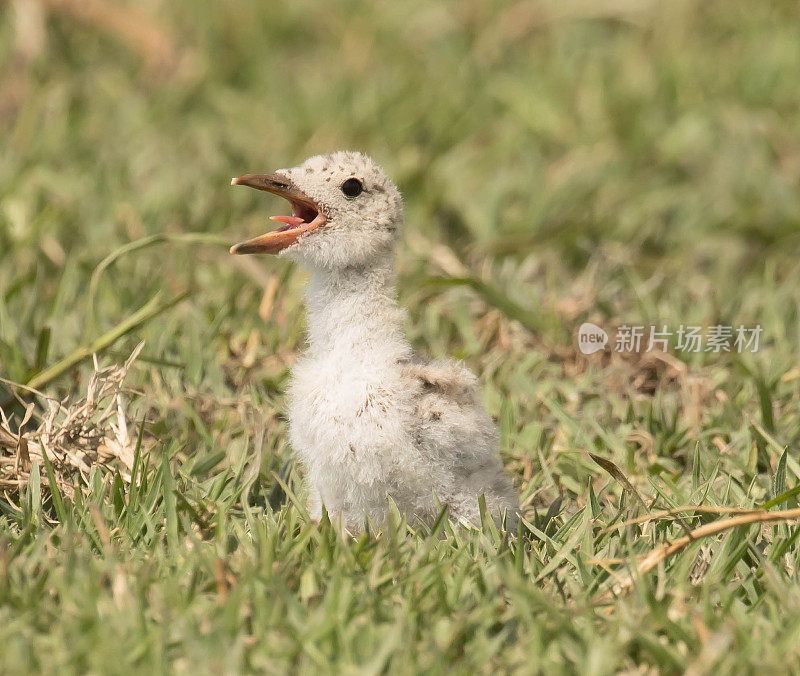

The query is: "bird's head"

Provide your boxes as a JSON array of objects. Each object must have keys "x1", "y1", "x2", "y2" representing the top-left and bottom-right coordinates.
[{"x1": 230, "y1": 151, "x2": 403, "y2": 269}]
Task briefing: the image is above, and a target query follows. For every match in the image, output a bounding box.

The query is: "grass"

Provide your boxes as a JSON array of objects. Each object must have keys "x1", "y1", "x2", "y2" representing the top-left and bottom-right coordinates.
[{"x1": 2, "y1": 0, "x2": 800, "y2": 672}]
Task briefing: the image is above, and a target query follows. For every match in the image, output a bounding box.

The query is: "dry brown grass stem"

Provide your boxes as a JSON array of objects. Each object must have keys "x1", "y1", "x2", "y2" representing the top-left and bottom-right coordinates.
[
  {"x1": 602, "y1": 507, "x2": 800, "y2": 599},
  {"x1": 0, "y1": 343, "x2": 144, "y2": 498}
]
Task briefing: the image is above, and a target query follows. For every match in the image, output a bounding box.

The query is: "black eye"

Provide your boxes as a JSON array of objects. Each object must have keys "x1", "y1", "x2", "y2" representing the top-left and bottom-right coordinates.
[{"x1": 340, "y1": 178, "x2": 363, "y2": 198}]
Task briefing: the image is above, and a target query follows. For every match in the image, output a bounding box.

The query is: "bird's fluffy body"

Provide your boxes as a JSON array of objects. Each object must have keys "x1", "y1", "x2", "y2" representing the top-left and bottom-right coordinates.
[{"x1": 233, "y1": 151, "x2": 517, "y2": 531}]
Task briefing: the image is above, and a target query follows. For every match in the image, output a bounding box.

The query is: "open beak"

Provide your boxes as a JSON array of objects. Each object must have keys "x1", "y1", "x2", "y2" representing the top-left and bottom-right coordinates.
[{"x1": 229, "y1": 173, "x2": 327, "y2": 254}]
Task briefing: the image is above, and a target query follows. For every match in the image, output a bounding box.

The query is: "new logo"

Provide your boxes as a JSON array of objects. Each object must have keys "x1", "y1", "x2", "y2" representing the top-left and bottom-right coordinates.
[{"x1": 577, "y1": 322, "x2": 608, "y2": 354}]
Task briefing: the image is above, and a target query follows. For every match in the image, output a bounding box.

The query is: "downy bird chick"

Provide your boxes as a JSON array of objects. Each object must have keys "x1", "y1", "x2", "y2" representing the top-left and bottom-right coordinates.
[{"x1": 230, "y1": 151, "x2": 518, "y2": 532}]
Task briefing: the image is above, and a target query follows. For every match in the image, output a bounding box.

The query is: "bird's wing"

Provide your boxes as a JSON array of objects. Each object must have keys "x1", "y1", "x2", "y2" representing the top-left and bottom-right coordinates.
[
  {"x1": 399, "y1": 353, "x2": 481, "y2": 407},
  {"x1": 399, "y1": 353, "x2": 496, "y2": 463},
  {"x1": 399, "y1": 353, "x2": 517, "y2": 523}
]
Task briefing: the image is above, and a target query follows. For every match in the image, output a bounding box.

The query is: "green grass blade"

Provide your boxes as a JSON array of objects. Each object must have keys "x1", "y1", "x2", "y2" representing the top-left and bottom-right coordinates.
[{"x1": 40, "y1": 443, "x2": 67, "y2": 524}]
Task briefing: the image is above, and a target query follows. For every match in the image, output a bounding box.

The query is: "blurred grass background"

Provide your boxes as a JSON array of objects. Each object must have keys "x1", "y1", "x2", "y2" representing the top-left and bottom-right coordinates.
[{"x1": 2, "y1": 0, "x2": 800, "y2": 672}]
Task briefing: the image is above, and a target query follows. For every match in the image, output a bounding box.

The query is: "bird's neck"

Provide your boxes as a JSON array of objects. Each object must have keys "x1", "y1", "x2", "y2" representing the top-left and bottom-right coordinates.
[{"x1": 304, "y1": 254, "x2": 410, "y2": 364}]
